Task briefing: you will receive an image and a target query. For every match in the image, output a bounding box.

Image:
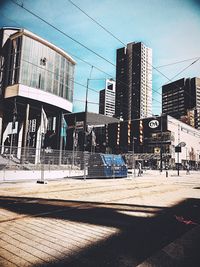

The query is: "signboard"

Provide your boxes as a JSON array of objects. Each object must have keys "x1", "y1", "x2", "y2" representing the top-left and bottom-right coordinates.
[
  {"x1": 175, "y1": 146, "x2": 181, "y2": 153},
  {"x1": 143, "y1": 115, "x2": 167, "y2": 135},
  {"x1": 148, "y1": 119, "x2": 159, "y2": 129},
  {"x1": 76, "y1": 121, "x2": 84, "y2": 129},
  {"x1": 154, "y1": 147, "x2": 160, "y2": 154},
  {"x1": 178, "y1": 142, "x2": 186, "y2": 147}
]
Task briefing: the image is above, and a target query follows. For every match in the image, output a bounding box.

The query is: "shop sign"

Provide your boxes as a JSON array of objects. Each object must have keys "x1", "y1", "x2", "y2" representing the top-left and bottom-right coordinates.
[{"x1": 149, "y1": 119, "x2": 159, "y2": 129}]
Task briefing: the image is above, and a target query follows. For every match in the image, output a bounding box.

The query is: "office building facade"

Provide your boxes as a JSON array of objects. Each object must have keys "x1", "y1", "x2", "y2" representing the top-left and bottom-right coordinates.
[
  {"x1": 99, "y1": 79, "x2": 116, "y2": 117},
  {"x1": 162, "y1": 77, "x2": 200, "y2": 129},
  {"x1": 63, "y1": 113, "x2": 200, "y2": 169},
  {"x1": 115, "y1": 42, "x2": 152, "y2": 120},
  {"x1": 0, "y1": 27, "x2": 75, "y2": 161}
]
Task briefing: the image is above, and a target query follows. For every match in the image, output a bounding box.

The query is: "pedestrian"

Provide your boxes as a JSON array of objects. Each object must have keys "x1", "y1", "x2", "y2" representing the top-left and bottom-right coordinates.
[
  {"x1": 186, "y1": 163, "x2": 190, "y2": 175},
  {"x1": 138, "y1": 162, "x2": 142, "y2": 176}
]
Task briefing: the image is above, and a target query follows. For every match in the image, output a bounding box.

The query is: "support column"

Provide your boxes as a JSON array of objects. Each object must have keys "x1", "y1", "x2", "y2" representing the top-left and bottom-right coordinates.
[{"x1": 21, "y1": 104, "x2": 30, "y2": 163}]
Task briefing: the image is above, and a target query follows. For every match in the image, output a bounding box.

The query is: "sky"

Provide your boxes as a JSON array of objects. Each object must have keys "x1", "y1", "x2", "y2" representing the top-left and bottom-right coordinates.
[{"x1": 0, "y1": 0, "x2": 200, "y2": 115}]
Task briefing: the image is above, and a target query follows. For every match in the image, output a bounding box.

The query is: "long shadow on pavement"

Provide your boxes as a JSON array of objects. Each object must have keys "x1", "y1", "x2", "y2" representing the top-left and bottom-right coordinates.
[{"x1": 0, "y1": 196, "x2": 200, "y2": 266}]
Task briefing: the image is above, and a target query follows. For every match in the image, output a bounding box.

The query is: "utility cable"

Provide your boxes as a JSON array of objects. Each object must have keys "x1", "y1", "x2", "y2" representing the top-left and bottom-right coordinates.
[
  {"x1": 10, "y1": 0, "x2": 115, "y2": 67},
  {"x1": 68, "y1": 0, "x2": 126, "y2": 47},
  {"x1": 66, "y1": 0, "x2": 199, "y2": 92},
  {"x1": 7, "y1": 1, "x2": 199, "y2": 103},
  {"x1": 5, "y1": 2, "x2": 198, "y2": 113},
  {"x1": 170, "y1": 58, "x2": 200, "y2": 81},
  {"x1": 156, "y1": 57, "x2": 200, "y2": 68}
]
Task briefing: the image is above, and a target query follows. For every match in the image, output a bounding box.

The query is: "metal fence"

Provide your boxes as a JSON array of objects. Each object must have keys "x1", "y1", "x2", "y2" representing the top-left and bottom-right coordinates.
[{"x1": 0, "y1": 146, "x2": 129, "y2": 181}]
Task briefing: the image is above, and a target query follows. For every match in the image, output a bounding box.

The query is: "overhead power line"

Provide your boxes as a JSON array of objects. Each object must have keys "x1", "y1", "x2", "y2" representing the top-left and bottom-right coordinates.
[
  {"x1": 156, "y1": 57, "x2": 200, "y2": 68},
  {"x1": 6, "y1": 1, "x2": 163, "y2": 101},
  {"x1": 2, "y1": 22, "x2": 162, "y2": 109},
  {"x1": 10, "y1": 0, "x2": 115, "y2": 67},
  {"x1": 66, "y1": 0, "x2": 200, "y2": 104},
  {"x1": 170, "y1": 58, "x2": 200, "y2": 81},
  {"x1": 68, "y1": 0, "x2": 126, "y2": 47},
  {"x1": 7, "y1": 0, "x2": 199, "y2": 110}
]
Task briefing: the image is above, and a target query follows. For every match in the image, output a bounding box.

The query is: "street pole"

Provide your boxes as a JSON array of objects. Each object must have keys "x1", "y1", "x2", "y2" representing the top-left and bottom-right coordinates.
[
  {"x1": 21, "y1": 103, "x2": 30, "y2": 163},
  {"x1": 83, "y1": 78, "x2": 89, "y2": 180},
  {"x1": 177, "y1": 124, "x2": 180, "y2": 176},
  {"x1": 59, "y1": 112, "x2": 63, "y2": 165},
  {"x1": 177, "y1": 151, "x2": 180, "y2": 176},
  {"x1": 72, "y1": 116, "x2": 76, "y2": 168},
  {"x1": 160, "y1": 114, "x2": 163, "y2": 172},
  {"x1": 132, "y1": 136, "x2": 136, "y2": 178},
  {"x1": 83, "y1": 66, "x2": 93, "y2": 180}
]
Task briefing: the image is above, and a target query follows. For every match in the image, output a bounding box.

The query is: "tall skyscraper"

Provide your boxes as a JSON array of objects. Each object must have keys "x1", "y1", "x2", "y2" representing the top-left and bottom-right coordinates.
[
  {"x1": 162, "y1": 77, "x2": 200, "y2": 129},
  {"x1": 115, "y1": 42, "x2": 152, "y2": 121},
  {"x1": 99, "y1": 79, "x2": 116, "y2": 117}
]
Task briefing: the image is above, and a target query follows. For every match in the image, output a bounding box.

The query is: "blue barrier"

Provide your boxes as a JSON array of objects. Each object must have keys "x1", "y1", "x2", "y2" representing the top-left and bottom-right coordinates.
[{"x1": 88, "y1": 154, "x2": 127, "y2": 178}]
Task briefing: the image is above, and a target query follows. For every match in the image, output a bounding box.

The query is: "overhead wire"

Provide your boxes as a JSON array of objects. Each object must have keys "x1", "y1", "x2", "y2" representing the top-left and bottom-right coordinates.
[
  {"x1": 2, "y1": 30, "x2": 161, "y2": 112},
  {"x1": 6, "y1": 0, "x2": 199, "y2": 113},
  {"x1": 66, "y1": 0, "x2": 200, "y2": 107},
  {"x1": 10, "y1": 0, "x2": 116, "y2": 67},
  {"x1": 151, "y1": 58, "x2": 200, "y2": 95},
  {"x1": 170, "y1": 58, "x2": 200, "y2": 81},
  {"x1": 7, "y1": 0, "x2": 177, "y2": 97},
  {"x1": 156, "y1": 57, "x2": 200, "y2": 68},
  {"x1": 66, "y1": 0, "x2": 199, "y2": 88},
  {"x1": 68, "y1": 0, "x2": 126, "y2": 47},
  {"x1": 2, "y1": 9, "x2": 162, "y2": 110}
]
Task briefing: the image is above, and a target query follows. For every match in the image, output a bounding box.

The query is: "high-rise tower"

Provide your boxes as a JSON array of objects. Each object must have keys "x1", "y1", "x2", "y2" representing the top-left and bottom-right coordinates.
[
  {"x1": 99, "y1": 79, "x2": 116, "y2": 117},
  {"x1": 162, "y1": 77, "x2": 200, "y2": 129},
  {"x1": 115, "y1": 42, "x2": 152, "y2": 120}
]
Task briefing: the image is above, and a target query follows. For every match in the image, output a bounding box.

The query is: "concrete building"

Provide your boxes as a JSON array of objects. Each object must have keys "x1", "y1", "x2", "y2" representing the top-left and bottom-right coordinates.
[
  {"x1": 115, "y1": 42, "x2": 152, "y2": 121},
  {"x1": 162, "y1": 77, "x2": 200, "y2": 129},
  {"x1": 167, "y1": 116, "x2": 200, "y2": 168},
  {"x1": 63, "y1": 111, "x2": 119, "y2": 153},
  {"x1": 0, "y1": 27, "x2": 75, "y2": 161},
  {"x1": 99, "y1": 79, "x2": 116, "y2": 117},
  {"x1": 62, "y1": 112, "x2": 200, "y2": 169}
]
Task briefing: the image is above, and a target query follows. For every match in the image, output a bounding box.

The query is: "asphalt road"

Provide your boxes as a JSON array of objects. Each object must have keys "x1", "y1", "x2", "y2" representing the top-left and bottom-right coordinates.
[{"x1": 0, "y1": 171, "x2": 200, "y2": 266}]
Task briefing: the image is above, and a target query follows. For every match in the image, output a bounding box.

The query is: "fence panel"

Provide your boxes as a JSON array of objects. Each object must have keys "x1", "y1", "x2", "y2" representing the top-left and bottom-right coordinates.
[{"x1": 0, "y1": 146, "x2": 129, "y2": 181}]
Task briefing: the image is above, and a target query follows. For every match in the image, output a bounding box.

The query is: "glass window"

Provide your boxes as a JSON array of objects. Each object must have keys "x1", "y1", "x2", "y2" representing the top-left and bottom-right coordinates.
[{"x1": 18, "y1": 35, "x2": 74, "y2": 101}]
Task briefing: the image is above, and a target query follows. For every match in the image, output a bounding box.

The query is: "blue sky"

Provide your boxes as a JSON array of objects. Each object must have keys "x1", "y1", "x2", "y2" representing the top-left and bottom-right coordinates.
[{"x1": 0, "y1": 0, "x2": 200, "y2": 115}]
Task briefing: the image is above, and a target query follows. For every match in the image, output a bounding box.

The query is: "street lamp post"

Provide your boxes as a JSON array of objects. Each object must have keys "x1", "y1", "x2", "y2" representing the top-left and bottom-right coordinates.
[
  {"x1": 160, "y1": 114, "x2": 163, "y2": 172},
  {"x1": 83, "y1": 67, "x2": 94, "y2": 180},
  {"x1": 59, "y1": 112, "x2": 63, "y2": 165},
  {"x1": 83, "y1": 78, "x2": 90, "y2": 180},
  {"x1": 132, "y1": 136, "x2": 137, "y2": 178},
  {"x1": 177, "y1": 149, "x2": 180, "y2": 176},
  {"x1": 175, "y1": 142, "x2": 186, "y2": 176},
  {"x1": 151, "y1": 114, "x2": 164, "y2": 172}
]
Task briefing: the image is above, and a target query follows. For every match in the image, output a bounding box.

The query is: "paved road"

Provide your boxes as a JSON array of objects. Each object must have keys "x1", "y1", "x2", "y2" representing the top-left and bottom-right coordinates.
[{"x1": 0, "y1": 171, "x2": 200, "y2": 266}]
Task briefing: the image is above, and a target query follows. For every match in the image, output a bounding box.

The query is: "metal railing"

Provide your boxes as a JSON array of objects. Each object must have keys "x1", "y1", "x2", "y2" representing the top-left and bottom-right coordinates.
[{"x1": 0, "y1": 146, "x2": 128, "y2": 181}]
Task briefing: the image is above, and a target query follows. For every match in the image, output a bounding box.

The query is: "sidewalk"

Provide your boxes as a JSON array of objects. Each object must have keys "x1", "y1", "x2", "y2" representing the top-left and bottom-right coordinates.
[
  {"x1": 1, "y1": 168, "x2": 200, "y2": 183},
  {"x1": 0, "y1": 174, "x2": 200, "y2": 266}
]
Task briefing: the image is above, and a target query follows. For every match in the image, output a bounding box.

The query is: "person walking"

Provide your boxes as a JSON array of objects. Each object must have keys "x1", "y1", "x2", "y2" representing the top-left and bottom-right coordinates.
[
  {"x1": 186, "y1": 163, "x2": 190, "y2": 175},
  {"x1": 138, "y1": 162, "x2": 142, "y2": 176}
]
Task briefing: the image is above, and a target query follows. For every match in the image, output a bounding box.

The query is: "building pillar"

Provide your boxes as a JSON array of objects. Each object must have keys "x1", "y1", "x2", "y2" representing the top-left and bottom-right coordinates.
[{"x1": 21, "y1": 104, "x2": 30, "y2": 163}]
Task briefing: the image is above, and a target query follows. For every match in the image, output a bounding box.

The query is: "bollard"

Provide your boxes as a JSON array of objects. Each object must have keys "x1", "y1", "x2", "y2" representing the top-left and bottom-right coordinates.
[{"x1": 166, "y1": 170, "x2": 168, "y2": 178}]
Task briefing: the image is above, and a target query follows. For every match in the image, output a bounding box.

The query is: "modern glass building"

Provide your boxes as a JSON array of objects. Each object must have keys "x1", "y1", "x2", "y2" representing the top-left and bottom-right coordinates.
[
  {"x1": 0, "y1": 27, "x2": 75, "y2": 159},
  {"x1": 1, "y1": 27, "x2": 75, "y2": 109}
]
